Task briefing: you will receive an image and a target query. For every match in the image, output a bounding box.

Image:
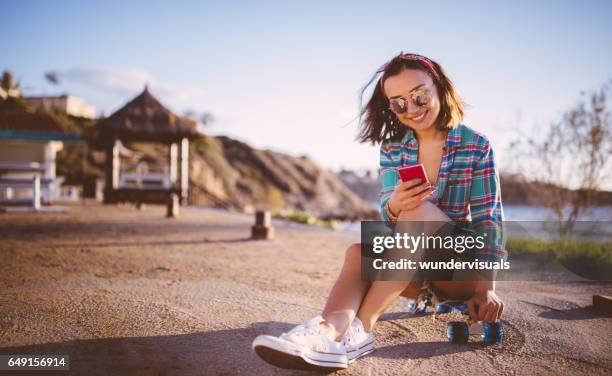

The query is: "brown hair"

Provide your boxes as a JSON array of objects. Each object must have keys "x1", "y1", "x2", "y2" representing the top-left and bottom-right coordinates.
[{"x1": 357, "y1": 56, "x2": 465, "y2": 145}]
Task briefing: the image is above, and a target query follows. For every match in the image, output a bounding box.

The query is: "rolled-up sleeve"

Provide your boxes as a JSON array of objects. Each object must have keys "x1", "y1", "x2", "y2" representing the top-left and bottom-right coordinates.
[
  {"x1": 379, "y1": 142, "x2": 398, "y2": 225},
  {"x1": 469, "y1": 141, "x2": 507, "y2": 262}
]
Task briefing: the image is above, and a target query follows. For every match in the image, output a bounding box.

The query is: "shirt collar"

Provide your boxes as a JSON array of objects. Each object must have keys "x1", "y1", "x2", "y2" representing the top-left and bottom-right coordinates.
[{"x1": 401, "y1": 124, "x2": 462, "y2": 148}]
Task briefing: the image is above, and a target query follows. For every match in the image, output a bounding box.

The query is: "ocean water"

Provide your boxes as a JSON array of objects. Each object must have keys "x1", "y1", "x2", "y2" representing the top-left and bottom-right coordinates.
[
  {"x1": 339, "y1": 204, "x2": 612, "y2": 235},
  {"x1": 502, "y1": 204, "x2": 612, "y2": 221}
]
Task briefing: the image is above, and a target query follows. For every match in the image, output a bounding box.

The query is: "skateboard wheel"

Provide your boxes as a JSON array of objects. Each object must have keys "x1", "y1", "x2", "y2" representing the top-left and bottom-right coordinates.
[
  {"x1": 447, "y1": 321, "x2": 469, "y2": 343},
  {"x1": 436, "y1": 304, "x2": 452, "y2": 313},
  {"x1": 482, "y1": 322, "x2": 504, "y2": 345}
]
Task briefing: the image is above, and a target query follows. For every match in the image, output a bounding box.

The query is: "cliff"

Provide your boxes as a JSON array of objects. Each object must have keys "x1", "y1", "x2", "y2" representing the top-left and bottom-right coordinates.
[{"x1": 187, "y1": 135, "x2": 378, "y2": 219}]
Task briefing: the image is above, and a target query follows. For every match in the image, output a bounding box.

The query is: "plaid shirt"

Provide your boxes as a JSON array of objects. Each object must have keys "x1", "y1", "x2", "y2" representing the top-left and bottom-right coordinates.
[{"x1": 379, "y1": 123, "x2": 506, "y2": 261}]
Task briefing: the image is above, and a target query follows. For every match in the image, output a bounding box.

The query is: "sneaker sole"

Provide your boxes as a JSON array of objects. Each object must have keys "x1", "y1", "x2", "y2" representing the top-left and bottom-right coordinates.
[
  {"x1": 252, "y1": 335, "x2": 347, "y2": 372},
  {"x1": 347, "y1": 340, "x2": 375, "y2": 363}
]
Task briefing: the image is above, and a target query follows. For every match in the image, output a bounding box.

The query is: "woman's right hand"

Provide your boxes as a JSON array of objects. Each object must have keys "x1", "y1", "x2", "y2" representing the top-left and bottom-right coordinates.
[{"x1": 388, "y1": 179, "x2": 434, "y2": 214}]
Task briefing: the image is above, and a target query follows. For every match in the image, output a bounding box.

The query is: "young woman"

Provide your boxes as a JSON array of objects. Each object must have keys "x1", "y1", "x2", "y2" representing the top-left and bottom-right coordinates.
[{"x1": 252, "y1": 52, "x2": 506, "y2": 372}]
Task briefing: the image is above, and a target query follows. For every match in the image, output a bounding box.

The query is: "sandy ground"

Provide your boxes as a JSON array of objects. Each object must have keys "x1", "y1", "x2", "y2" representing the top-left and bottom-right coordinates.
[{"x1": 0, "y1": 203, "x2": 611, "y2": 376}]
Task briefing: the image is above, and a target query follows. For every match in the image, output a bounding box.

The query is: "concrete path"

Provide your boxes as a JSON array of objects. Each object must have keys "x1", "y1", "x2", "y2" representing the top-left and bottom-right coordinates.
[{"x1": 0, "y1": 204, "x2": 610, "y2": 375}]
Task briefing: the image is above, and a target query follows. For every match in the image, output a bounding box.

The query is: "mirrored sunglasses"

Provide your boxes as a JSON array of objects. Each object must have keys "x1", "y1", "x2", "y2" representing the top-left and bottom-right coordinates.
[{"x1": 388, "y1": 88, "x2": 432, "y2": 114}]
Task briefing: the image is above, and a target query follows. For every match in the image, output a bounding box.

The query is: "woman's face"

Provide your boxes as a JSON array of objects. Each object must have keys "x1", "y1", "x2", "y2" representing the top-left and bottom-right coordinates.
[{"x1": 383, "y1": 68, "x2": 441, "y2": 132}]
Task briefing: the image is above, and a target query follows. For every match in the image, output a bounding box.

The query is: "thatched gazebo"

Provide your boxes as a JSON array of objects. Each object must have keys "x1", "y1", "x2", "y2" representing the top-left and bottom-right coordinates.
[{"x1": 96, "y1": 86, "x2": 201, "y2": 216}]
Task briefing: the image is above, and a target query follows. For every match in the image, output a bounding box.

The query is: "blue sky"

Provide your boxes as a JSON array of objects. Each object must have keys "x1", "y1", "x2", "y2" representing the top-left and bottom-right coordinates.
[{"x1": 2, "y1": 1, "x2": 611, "y2": 188}]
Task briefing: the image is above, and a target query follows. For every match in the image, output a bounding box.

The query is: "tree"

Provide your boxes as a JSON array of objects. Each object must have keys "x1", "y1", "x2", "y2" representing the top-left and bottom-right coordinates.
[
  {"x1": 200, "y1": 112, "x2": 215, "y2": 127},
  {"x1": 45, "y1": 71, "x2": 60, "y2": 85},
  {"x1": 0, "y1": 70, "x2": 26, "y2": 110},
  {"x1": 0, "y1": 70, "x2": 21, "y2": 99},
  {"x1": 511, "y1": 80, "x2": 612, "y2": 236},
  {"x1": 183, "y1": 109, "x2": 214, "y2": 134}
]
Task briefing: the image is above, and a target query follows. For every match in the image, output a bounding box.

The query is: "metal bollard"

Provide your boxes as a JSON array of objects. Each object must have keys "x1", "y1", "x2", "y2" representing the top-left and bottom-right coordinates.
[{"x1": 251, "y1": 210, "x2": 274, "y2": 240}]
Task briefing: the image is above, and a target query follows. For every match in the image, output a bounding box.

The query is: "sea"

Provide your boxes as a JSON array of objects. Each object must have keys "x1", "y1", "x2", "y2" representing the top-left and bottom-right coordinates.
[{"x1": 339, "y1": 204, "x2": 612, "y2": 241}]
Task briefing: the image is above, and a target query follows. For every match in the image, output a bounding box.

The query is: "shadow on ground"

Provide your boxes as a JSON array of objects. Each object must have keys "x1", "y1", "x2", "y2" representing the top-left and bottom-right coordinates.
[
  {"x1": 0, "y1": 322, "x2": 295, "y2": 375},
  {"x1": 374, "y1": 341, "x2": 473, "y2": 359},
  {"x1": 47, "y1": 236, "x2": 255, "y2": 250},
  {"x1": 0, "y1": 319, "x2": 484, "y2": 375},
  {"x1": 538, "y1": 306, "x2": 610, "y2": 320}
]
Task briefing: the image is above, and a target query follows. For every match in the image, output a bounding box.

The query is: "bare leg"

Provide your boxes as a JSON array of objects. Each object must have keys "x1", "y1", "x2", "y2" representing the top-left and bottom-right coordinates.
[
  {"x1": 400, "y1": 280, "x2": 423, "y2": 299},
  {"x1": 357, "y1": 200, "x2": 453, "y2": 332},
  {"x1": 320, "y1": 243, "x2": 371, "y2": 341},
  {"x1": 319, "y1": 201, "x2": 477, "y2": 338}
]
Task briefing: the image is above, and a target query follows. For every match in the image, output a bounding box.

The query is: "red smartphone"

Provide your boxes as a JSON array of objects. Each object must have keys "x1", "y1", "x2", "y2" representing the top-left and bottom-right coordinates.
[{"x1": 398, "y1": 164, "x2": 429, "y2": 184}]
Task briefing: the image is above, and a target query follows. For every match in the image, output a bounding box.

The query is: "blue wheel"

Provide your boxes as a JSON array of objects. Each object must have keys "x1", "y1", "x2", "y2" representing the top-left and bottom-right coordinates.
[
  {"x1": 436, "y1": 303, "x2": 452, "y2": 313},
  {"x1": 482, "y1": 322, "x2": 504, "y2": 345},
  {"x1": 447, "y1": 321, "x2": 469, "y2": 343}
]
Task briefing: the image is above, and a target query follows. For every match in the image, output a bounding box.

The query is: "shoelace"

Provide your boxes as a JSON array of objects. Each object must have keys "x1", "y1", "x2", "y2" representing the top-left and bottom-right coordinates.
[
  {"x1": 286, "y1": 318, "x2": 324, "y2": 337},
  {"x1": 294, "y1": 328, "x2": 319, "y2": 336},
  {"x1": 283, "y1": 322, "x2": 330, "y2": 351},
  {"x1": 342, "y1": 323, "x2": 357, "y2": 348}
]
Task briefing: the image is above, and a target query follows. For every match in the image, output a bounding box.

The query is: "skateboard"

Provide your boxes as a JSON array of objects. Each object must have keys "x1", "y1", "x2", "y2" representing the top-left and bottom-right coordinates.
[
  {"x1": 398, "y1": 295, "x2": 431, "y2": 315},
  {"x1": 435, "y1": 302, "x2": 504, "y2": 345}
]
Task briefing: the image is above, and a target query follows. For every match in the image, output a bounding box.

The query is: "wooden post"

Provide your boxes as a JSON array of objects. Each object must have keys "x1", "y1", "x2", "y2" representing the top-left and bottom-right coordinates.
[
  {"x1": 166, "y1": 193, "x2": 179, "y2": 218},
  {"x1": 111, "y1": 140, "x2": 120, "y2": 189},
  {"x1": 593, "y1": 295, "x2": 612, "y2": 315},
  {"x1": 95, "y1": 178, "x2": 104, "y2": 202},
  {"x1": 32, "y1": 175, "x2": 41, "y2": 210},
  {"x1": 179, "y1": 137, "x2": 189, "y2": 204},
  {"x1": 5, "y1": 187, "x2": 13, "y2": 200},
  {"x1": 168, "y1": 142, "x2": 179, "y2": 217},
  {"x1": 169, "y1": 142, "x2": 178, "y2": 187},
  {"x1": 251, "y1": 210, "x2": 274, "y2": 240},
  {"x1": 104, "y1": 139, "x2": 120, "y2": 203}
]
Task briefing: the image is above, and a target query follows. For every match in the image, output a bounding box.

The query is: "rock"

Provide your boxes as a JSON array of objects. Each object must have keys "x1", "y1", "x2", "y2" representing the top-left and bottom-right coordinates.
[{"x1": 187, "y1": 135, "x2": 379, "y2": 219}]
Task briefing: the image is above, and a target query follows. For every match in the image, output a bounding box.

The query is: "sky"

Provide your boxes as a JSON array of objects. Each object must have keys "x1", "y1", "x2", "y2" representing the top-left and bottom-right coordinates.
[{"x1": 2, "y1": 1, "x2": 611, "y2": 189}]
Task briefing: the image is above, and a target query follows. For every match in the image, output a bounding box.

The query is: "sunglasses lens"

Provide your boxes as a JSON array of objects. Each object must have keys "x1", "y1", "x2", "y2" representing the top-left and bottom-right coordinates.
[
  {"x1": 413, "y1": 91, "x2": 431, "y2": 107},
  {"x1": 390, "y1": 99, "x2": 407, "y2": 114}
]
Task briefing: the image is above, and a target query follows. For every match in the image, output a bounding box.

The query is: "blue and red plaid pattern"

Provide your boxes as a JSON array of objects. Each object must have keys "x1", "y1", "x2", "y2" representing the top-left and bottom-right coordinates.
[{"x1": 379, "y1": 123, "x2": 506, "y2": 261}]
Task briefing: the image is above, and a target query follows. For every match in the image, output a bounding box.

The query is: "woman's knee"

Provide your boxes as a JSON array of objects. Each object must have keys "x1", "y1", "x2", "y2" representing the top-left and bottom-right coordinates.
[
  {"x1": 345, "y1": 243, "x2": 361, "y2": 262},
  {"x1": 397, "y1": 200, "x2": 451, "y2": 222}
]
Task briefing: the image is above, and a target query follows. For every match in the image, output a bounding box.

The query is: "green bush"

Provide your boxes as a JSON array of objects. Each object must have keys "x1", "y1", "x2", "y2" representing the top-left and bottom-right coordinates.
[
  {"x1": 507, "y1": 236, "x2": 612, "y2": 280},
  {"x1": 272, "y1": 210, "x2": 339, "y2": 229}
]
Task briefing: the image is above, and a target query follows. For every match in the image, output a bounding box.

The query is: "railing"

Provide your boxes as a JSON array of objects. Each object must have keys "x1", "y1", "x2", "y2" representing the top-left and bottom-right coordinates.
[
  {"x1": 118, "y1": 173, "x2": 172, "y2": 190},
  {"x1": 0, "y1": 163, "x2": 64, "y2": 209},
  {"x1": 0, "y1": 176, "x2": 42, "y2": 209}
]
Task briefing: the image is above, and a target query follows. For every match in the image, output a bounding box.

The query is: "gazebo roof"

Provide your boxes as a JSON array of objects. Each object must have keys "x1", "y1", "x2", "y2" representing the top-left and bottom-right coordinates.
[{"x1": 96, "y1": 86, "x2": 200, "y2": 142}]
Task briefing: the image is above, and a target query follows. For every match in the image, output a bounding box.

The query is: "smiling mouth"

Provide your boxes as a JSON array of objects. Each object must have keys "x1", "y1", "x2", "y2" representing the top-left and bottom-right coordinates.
[{"x1": 408, "y1": 110, "x2": 427, "y2": 121}]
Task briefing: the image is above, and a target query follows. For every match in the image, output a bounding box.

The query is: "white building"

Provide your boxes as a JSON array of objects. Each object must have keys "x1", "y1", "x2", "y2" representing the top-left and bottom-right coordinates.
[
  {"x1": 0, "y1": 111, "x2": 82, "y2": 207},
  {"x1": 23, "y1": 95, "x2": 96, "y2": 119}
]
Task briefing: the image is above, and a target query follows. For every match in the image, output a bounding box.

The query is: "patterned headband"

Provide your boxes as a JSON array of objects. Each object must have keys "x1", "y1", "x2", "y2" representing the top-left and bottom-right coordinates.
[{"x1": 377, "y1": 52, "x2": 441, "y2": 90}]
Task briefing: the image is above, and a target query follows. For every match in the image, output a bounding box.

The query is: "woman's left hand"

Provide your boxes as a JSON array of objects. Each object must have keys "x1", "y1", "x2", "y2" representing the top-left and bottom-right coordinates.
[{"x1": 466, "y1": 288, "x2": 504, "y2": 323}]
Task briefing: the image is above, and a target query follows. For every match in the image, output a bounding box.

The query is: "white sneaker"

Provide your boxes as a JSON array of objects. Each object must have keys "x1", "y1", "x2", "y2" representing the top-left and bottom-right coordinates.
[
  {"x1": 342, "y1": 317, "x2": 375, "y2": 363},
  {"x1": 252, "y1": 316, "x2": 348, "y2": 371}
]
